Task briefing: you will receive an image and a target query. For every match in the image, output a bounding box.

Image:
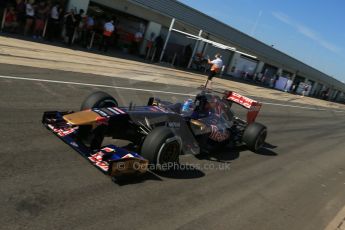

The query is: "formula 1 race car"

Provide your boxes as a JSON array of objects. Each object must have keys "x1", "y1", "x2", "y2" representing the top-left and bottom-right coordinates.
[{"x1": 42, "y1": 89, "x2": 267, "y2": 179}]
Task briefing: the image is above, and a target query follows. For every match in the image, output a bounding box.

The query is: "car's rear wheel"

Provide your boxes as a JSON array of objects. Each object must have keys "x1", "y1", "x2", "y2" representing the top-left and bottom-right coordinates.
[
  {"x1": 242, "y1": 122, "x2": 267, "y2": 152},
  {"x1": 141, "y1": 127, "x2": 181, "y2": 169},
  {"x1": 80, "y1": 91, "x2": 118, "y2": 110}
]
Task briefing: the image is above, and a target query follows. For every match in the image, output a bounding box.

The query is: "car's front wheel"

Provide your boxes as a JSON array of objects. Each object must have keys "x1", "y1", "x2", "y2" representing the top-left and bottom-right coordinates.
[
  {"x1": 80, "y1": 91, "x2": 118, "y2": 110},
  {"x1": 141, "y1": 127, "x2": 181, "y2": 169},
  {"x1": 78, "y1": 91, "x2": 118, "y2": 149}
]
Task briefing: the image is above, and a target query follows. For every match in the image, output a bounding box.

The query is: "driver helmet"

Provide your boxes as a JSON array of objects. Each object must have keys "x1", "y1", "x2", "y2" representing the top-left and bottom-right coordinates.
[
  {"x1": 194, "y1": 93, "x2": 222, "y2": 116},
  {"x1": 193, "y1": 93, "x2": 211, "y2": 117}
]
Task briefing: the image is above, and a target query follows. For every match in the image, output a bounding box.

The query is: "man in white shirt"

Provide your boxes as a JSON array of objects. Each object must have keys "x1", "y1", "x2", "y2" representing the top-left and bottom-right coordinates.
[
  {"x1": 204, "y1": 53, "x2": 223, "y2": 89},
  {"x1": 24, "y1": 0, "x2": 35, "y2": 35},
  {"x1": 132, "y1": 30, "x2": 143, "y2": 55},
  {"x1": 99, "y1": 20, "x2": 115, "y2": 52},
  {"x1": 104, "y1": 21, "x2": 114, "y2": 35},
  {"x1": 50, "y1": 4, "x2": 59, "y2": 20}
]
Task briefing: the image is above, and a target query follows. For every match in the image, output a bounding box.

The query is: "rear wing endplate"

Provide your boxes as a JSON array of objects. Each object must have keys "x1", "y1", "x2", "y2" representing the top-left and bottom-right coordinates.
[{"x1": 225, "y1": 91, "x2": 262, "y2": 124}]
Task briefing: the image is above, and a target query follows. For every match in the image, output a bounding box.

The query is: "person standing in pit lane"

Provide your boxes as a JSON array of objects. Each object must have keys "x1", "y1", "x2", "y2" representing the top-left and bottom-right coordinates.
[
  {"x1": 301, "y1": 84, "x2": 309, "y2": 97},
  {"x1": 99, "y1": 19, "x2": 114, "y2": 52},
  {"x1": 204, "y1": 53, "x2": 223, "y2": 89},
  {"x1": 24, "y1": 0, "x2": 35, "y2": 36},
  {"x1": 46, "y1": 3, "x2": 62, "y2": 41},
  {"x1": 64, "y1": 9, "x2": 76, "y2": 46}
]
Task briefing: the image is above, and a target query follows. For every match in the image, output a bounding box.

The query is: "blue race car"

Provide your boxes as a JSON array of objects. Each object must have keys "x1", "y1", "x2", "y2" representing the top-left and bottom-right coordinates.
[{"x1": 42, "y1": 89, "x2": 267, "y2": 179}]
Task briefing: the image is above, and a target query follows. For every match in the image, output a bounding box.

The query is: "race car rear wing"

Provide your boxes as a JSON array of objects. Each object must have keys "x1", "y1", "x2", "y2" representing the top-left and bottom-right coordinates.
[{"x1": 225, "y1": 91, "x2": 262, "y2": 124}]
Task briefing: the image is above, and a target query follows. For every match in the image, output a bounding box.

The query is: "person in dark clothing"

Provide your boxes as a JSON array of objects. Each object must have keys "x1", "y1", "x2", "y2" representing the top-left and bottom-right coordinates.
[
  {"x1": 33, "y1": 1, "x2": 49, "y2": 38},
  {"x1": 73, "y1": 9, "x2": 84, "y2": 43},
  {"x1": 81, "y1": 14, "x2": 94, "y2": 48},
  {"x1": 4, "y1": 6, "x2": 19, "y2": 33},
  {"x1": 15, "y1": 0, "x2": 26, "y2": 30},
  {"x1": 154, "y1": 35, "x2": 163, "y2": 62},
  {"x1": 74, "y1": 9, "x2": 84, "y2": 27},
  {"x1": 183, "y1": 44, "x2": 192, "y2": 67},
  {"x1": 46, "y1": 3, "x2": 61, "y2": 41},
  {"x1": 64, "y1": 9, "x2": 76, "y2": 46}
]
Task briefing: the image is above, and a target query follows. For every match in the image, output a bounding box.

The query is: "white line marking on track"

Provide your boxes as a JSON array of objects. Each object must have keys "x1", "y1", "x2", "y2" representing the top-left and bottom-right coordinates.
[
  {"x1": 262, "y1": 102, "x2": 344, "y2": 112},
  {"x1": 0, "y1": 75, "x2": 344, "y2": 112},
  {"x1": 0, "y1": 75, "x2": 194, "y2": 96},
  {"x1": 263, "y1": 102, "x2": 325, "y2": 111}
]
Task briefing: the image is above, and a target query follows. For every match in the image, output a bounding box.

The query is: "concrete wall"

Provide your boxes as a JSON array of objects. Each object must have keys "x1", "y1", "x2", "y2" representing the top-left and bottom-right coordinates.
[
  {"x1": 68, "y1": 0, "x2": 90, "y2": 12},
  {"x1": 92, "y1": 0, "x2": 171, "y2": 27}
]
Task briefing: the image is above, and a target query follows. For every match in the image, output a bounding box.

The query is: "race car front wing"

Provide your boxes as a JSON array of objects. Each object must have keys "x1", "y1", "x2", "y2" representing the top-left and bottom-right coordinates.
[{"x1": 42, "y1": 111, "x2": 148, "y2": 177}]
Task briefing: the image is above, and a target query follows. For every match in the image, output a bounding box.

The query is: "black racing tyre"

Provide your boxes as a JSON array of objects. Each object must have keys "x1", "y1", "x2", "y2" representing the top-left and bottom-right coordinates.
[
  {"x1": 81, "y1": 91, "x2": 118, "y2": 110},
  {"x1": 242, "y1": 122, "x2": 267, "y2": 152},
  {"x1": 89, "y1": 125, "x2": 106, "y2": 150},
  {"x1": 141, "y1": 127, "x2": 181, "y2": 167}
]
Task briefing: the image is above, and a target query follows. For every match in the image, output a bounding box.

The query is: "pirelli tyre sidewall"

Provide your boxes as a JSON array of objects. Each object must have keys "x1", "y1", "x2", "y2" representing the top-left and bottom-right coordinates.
[
  {"x1": 80, "y1": 91, "x2": 118, "y2": 110},
  {"x1": 141, "y1": 126, "x2": 181, "y2": 169},
  {"x1": 242, "y1": 122, "x2": 267, "y2": 152}
]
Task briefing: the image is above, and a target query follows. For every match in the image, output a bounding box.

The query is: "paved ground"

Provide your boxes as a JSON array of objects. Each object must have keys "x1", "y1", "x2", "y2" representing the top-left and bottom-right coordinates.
[{"x1": 1, "y1": 63, "x2": 345, "y2": 230}]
